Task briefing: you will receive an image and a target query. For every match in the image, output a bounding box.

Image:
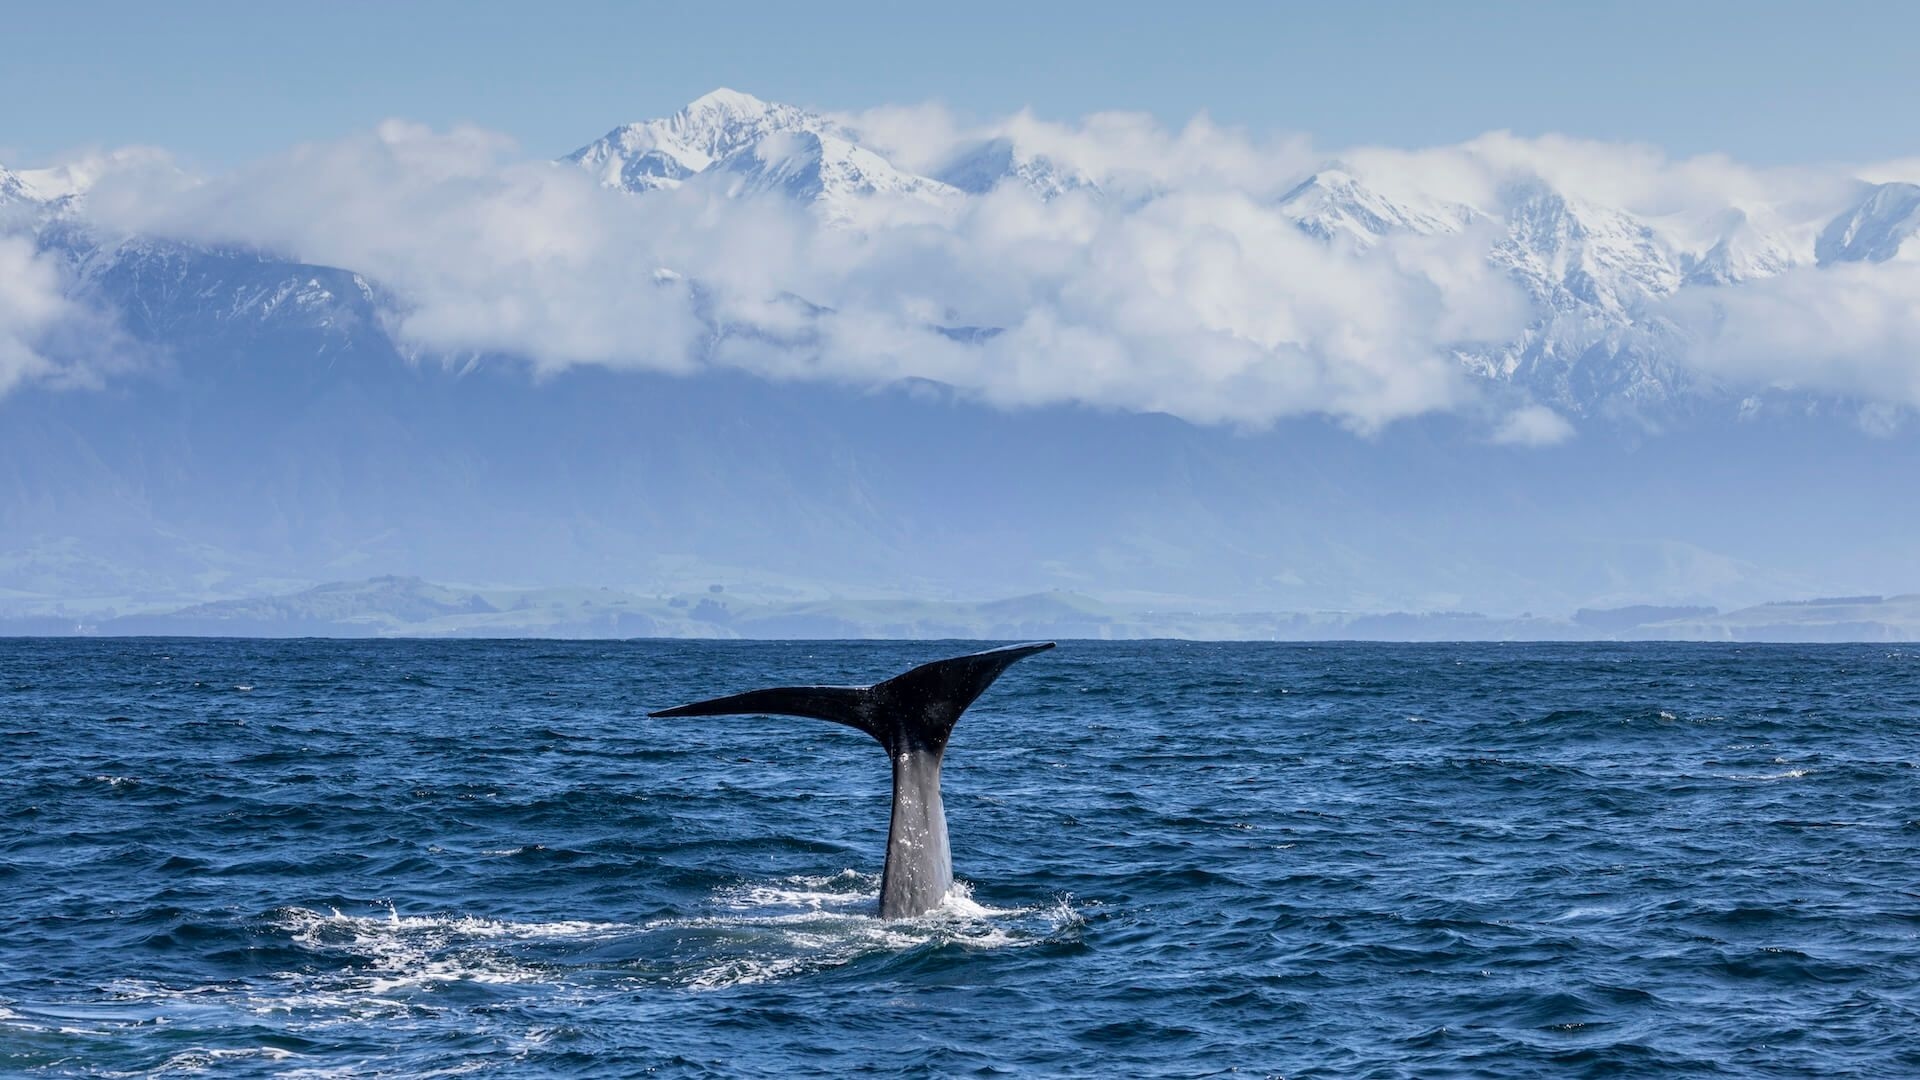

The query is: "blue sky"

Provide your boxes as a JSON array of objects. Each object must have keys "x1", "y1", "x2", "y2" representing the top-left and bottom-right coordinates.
[{"x1": 6, "y1": 0, "x2": 1918, "y2": 167}]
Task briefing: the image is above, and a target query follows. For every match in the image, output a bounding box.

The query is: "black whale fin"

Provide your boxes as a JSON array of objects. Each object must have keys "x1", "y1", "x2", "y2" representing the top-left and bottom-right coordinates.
[
  {"x1": 648, "y1": 685, "x2": 877, "y2": 734},
  {"x1": 648, "y1": 641, "x2": 1055, "y2": 753}
]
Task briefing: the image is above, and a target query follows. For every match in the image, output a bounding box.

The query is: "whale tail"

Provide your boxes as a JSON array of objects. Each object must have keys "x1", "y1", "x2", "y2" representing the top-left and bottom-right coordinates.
[
  {"x1": 648, "y1": 641, "x2": 1058, "y2": 918},
  {"x1": 648, "y1": 641, "x2": 1055, "y2": 753}
]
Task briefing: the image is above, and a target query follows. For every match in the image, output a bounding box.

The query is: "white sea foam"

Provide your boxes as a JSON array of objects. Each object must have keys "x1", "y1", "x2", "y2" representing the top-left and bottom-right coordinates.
[
  {"x1": 11, "y1": 886, "x2": 1082, "y2": 1038},
  {"x1": 53, "y1": 907, "x2": 627, "y2": 1050},
  {"x1": 266, "y1": 904, "x2": 632, "y2": 996},
  {"x1": 650, "y1": 872, "x2": 1083, "y2": 990},
  {"x1": 713, "y1": 867, "x2": 874, "y2": 912},
  {"x1": 143, "y1": 1046, "x2": 298, "y2": 1075},
  {"x1": 275, "y1": 904, "x2": 627, "y2": 944}
]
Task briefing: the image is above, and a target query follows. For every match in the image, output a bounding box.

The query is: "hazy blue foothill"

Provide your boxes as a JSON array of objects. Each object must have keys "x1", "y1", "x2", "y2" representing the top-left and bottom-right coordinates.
[{"x1": 15, "y1": 575, "x2": 1920, "y2": 642}]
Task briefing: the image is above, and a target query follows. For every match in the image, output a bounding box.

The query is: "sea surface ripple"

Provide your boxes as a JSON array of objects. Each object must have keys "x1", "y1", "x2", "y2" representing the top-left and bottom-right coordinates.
[{"x1": 2, "y1": 639, "x2": 1917, "y2": 1077}]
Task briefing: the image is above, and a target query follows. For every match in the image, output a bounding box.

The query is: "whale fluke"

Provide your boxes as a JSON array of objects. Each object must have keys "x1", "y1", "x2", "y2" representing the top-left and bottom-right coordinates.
[
  {"x1": 649, "y1": 641, "x2": 1056, "y2": 918},
  {"x1": 650, "y1": 685, "x2": 878, "y2": 736}
]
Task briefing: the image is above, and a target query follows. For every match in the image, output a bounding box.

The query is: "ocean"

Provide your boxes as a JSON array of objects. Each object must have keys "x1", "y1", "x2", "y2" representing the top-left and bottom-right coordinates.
[{"x1": 2, "y1": 639, "x2": 1916, "y2": 1077}]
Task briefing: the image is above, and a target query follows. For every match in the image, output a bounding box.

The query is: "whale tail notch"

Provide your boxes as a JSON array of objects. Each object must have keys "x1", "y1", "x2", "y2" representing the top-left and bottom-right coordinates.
[{"x1": 647, "y1": 641, "x2": 1055, "y2": 753}]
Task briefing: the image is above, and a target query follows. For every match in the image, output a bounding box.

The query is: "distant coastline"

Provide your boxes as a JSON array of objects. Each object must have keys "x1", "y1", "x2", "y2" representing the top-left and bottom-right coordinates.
[{"x1": 6, "y1": 575, "x2": 1917, "y2": 643}]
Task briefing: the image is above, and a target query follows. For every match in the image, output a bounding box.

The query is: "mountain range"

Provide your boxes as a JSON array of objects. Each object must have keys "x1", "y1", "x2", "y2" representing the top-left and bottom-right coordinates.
[
  {"x1": 2, "y1": 90, "x2": 1917, "y2": 626},
  {"x1": 566, "y1": 91, "x2": 1920, "y2": 418},
  {"x1": 16, "y1": 574, "x2": 1920, "y2": 644}
]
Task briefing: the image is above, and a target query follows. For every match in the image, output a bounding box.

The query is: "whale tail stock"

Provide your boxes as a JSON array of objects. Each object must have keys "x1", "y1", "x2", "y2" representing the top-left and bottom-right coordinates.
[
  {"x1": 647, "y1": 641, "x2": 1056, "y2": 754},
  {"x1": 648, "y1": 641, "x2": 1057, "y2": 919}
]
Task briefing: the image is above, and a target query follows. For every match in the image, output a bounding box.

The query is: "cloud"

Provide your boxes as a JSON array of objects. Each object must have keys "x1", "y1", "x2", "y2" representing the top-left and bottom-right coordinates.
[
  {"x1": 1672, "y1": 260, "x2": 1920, "y2": 412},
  {"x1": 0, "y1": 235, "x2": 86, "y2": 395},
  {"x1": 832, "y1": 103, "x2": 971, "y2": 177},
  {"x1": 86, "y1": 124, "x2": 715, "y2": 373},
  {"x1": 74, "y1": 117, "x2": 1532, "y2": 432},
  {"x1": 844, "y1": 101, "x2": 1317, "y2": 198},
  {"x1": 1491, "y1": 404, "x2": 1577, "y2": 446},
  {"x1": 29, "y1": 98, "x2": 1920, "y2": 434}
]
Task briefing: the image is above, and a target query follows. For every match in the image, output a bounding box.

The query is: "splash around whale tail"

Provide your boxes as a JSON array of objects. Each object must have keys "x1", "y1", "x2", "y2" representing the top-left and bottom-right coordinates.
[{"x1": 648, "y1": 641, "x2": 1055, "y2": 754}]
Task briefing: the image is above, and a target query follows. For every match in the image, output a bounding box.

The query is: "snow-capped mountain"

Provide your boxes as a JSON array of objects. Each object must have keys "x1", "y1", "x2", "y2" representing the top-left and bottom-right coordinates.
[
  {"x1": 566, "y1": 89, "x2": 959, "y2": 223},
  {"x1": 553, "y1": 93, "x2": 1803, "y2": 414},
  {"x1": 1489, "y1": 185, "x2": 1696, "y2": 410},
  {"x1": 570, "y1": 90, "x2": 989, "y2": 217},
  {"x1": 1683, "y1": 209, "x2": 1799, "y2": 286},
  {"x1": 1816, "y1": 181, "x2": 1920, "y2": 264},
  {"x1": 1263, "y1": 168, "x2": 1699, "y2": 411},
  {"x1": 75, "y1": 237, "x2": 378, "y2": 344},
  {"x1": 565, "y1": 88, "x2": 845, "y2": 192},
  {"x1": 707, "y1": 129, "x2": 961, "y2": 222},
  {"x1": 0, "y1": 165, "x2": 32, "y2": 206},
  {"x1": 0, "y1": 164, "x2": 66, "y2": 226},
  {"x1": 1275, "y1": 168, "x2": 1473, "y2": 248},
  {"x1": 0, "y1": 155, "x2": 380, "y2": 354},
  {"x1": 1491, "y1": 182, "x2": 1682, "y2": 315}
]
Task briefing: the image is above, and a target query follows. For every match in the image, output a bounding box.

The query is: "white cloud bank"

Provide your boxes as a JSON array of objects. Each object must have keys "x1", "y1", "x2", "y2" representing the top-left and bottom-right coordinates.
[
  {"x1": 1675, "y1": 262, "x2": 1920, "y2": 409},
  {"x1": 66, "y1": 119, "x2": 1531, "y2": 432},
  {"x1": 8, "y1": 95, "x2": 1920, "y2": 433},
  {"x1": 0, "y1": 235, "x2": 89, "y2": 396},
  {"x1": 1492, "y1": 404, "x2": 1577, "y2": 446}
]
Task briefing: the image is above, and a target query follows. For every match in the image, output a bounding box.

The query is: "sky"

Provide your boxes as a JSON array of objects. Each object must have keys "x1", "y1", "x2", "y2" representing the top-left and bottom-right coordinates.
[{"x1": 5, "y1": 0, "x2": 1920, "y2": 169}]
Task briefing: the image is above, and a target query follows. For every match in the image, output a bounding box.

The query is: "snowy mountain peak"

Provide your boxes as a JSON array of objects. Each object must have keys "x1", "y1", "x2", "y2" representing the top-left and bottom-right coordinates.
[
  {"x1": 664, "y1": 88, "x2": 830, "y2": 159},
  {"x1": 565, "y1": 89, "x2": 955, "y2": 223},
  {"x1": 0, "y1": 164, "x2": 32, "y2": 207},
  {"x1": 711, "y1": 130, "x2": 960, "y2": 222},
  {"x1": 1276, "y1": 167, "x2": 1471, "y2": 248},
  {"x1": 14, "y1": 163, "x2": 91, "y2": 202},
  {"x1": 676, "y1": 88, "x2": 778, "y2": 130},
  {"x1": 566, "y1": 88, "x2": 841, "y2": 193},
  {"x1": 683, "y1": 86, "x2": 769, "y2": 113},
  {"x1": 9, "y1": 149, "x2": 175, "y2": 204},
  {"x1": 1815, "y1": 181, "x2": 1920, "y2": 265},
  {"x1": 0, "y1": 163, "x2": 81, "y2": 228},
  {"x1": 1683, "y1": 208, "x2": 1797, "y2": 286},
  {"x1": 1493, "y1": 181, "x2": 1681, "y2": 313}
]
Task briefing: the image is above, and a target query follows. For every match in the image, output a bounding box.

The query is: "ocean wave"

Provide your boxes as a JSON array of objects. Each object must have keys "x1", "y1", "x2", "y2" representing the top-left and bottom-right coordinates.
[{"x1": 7, "y1": 639, "x2": 1918, "y2": 1077}]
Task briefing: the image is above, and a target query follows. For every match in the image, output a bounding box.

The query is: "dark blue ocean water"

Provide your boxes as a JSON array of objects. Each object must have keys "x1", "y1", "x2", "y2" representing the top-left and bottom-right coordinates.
[{"x1": 2, "y1": 639, "x2": 1917, "y2": 1078}]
